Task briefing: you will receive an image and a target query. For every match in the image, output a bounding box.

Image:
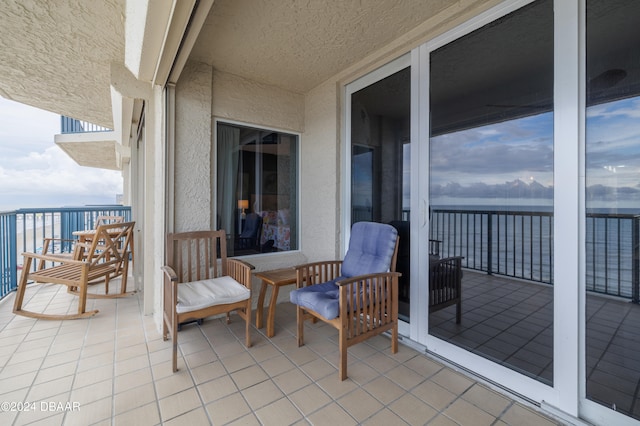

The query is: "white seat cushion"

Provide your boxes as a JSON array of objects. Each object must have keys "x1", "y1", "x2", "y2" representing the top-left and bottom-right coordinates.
[{"x1": 176, "y1": 276, "x2": 250, "y2": 314}]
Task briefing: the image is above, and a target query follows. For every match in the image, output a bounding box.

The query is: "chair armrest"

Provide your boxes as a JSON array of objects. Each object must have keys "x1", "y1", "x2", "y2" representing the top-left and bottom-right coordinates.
[
  {"x1": 21, "y1": 251, "x2": 84, "y2": 266},
  {"x1": 161, "y1": 265, "x2": 178, "y2": 282},
  {"x1": 227, "y1": 258, "x2": 255, "y2": 289},
  {"x1": 295, "y1": 260, "x2": 343, "y2": 288}
]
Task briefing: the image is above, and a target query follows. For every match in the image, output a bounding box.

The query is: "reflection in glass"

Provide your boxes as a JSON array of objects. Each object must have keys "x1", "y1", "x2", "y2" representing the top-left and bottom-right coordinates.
[
  {"x1": 216, "y1": 123, "x2": 298, "y2": 256},
  {"x1": 428, "y1": 0, "x2": 554, "y2": 384},
  {"x1": 585, "y1": 0, "x2": 640, "y2": 418},
  {"x1": 350, "y1": 67, "x2": 411, "y2": 319}
]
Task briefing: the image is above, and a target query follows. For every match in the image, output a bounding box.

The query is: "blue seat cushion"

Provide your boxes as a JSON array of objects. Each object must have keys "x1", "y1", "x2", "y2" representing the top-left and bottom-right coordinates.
[{"x1": 290, "y1": 279, "x2": 344, "y2": 320}]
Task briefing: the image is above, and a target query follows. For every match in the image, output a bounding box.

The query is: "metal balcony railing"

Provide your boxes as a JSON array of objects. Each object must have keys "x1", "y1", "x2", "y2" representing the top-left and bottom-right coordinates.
[
  {"x1": 430, "y1": 208, "x2": 640, "y2": 302},
  {"x1": 60, "y1": 116, "x2": 112, "y2": 134},
  {"x1": 0, "y1": 206, "x2": 131, "y2": 300}
]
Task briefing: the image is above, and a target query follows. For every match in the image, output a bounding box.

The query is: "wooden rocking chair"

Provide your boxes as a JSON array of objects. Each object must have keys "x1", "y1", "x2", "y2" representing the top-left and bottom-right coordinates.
[{"x1": 13, "y1": 221, "x2": 136, "y2": 320}]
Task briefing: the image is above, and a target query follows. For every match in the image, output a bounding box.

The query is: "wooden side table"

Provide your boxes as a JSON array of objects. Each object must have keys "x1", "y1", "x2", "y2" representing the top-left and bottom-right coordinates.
[{"x1": 255, "y1": 267, "x2": 298, "y2": 338}]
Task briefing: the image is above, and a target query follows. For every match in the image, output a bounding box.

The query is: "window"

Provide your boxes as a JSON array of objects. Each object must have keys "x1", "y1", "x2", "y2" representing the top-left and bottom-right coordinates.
[{"x1": 216, "y1": 122, "x2": 298, "y2": 256}]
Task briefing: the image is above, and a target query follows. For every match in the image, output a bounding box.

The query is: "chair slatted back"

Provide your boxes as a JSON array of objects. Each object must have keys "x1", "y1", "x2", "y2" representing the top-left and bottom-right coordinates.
[
  {"x1": 86, "y1": 222, "x2": 135, "y2": 268},
  {"x1": 95, "y1": 215, "x2": 124, "y2": 227},
  {"x1": 165, "y1": 230, "x2": 227, "y2": 283}
]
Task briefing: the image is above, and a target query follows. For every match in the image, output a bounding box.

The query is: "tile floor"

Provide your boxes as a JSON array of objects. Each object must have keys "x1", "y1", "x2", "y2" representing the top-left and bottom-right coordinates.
[{"x1": 0, "y1": 277, "x2": 566, "y2": 425}]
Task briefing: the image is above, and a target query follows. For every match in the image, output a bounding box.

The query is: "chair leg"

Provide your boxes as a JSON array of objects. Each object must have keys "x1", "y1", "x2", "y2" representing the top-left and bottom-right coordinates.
[
  {"x1": 12, "y1": 258, "x2": 32, "y2": 314},
  {"x1": 244, "y1": 301, "x2": 252, "y2": 348},
  {"x1": 119, "y1": 259, "x2": 130, "y2": 294},
  {"x1": 391, "y1": 322, "x2": 398, "y2": 354},
  {"x1": 172, "y1": 316, "x2": 179, "y2": 372},
  {"x1": 296, "y1": 306, "x2": 305, "y2": 347},
  {"x1": 339, "y1": 324, "x2": 348, "y2": 381}
]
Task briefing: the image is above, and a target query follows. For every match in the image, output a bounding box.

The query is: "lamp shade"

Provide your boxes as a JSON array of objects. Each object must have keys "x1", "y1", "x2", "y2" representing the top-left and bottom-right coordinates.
[{"x1": 238, "y1": 199, "x2": 249, "y2": 209}]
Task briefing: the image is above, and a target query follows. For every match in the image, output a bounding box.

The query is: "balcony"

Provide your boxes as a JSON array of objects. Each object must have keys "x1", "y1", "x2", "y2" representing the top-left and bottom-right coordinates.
[
  {"x1": 0, "y1": 281, "x2": 560, "y2": 425},
  {"x1": 1, "y1": 206, "x2": 636, "y2": 423}
]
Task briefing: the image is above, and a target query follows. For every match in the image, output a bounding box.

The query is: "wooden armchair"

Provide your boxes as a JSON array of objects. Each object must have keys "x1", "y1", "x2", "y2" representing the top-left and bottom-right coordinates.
[
  {"x1": 162, "y1": 230, "x2": 254, "y2": 372},
  {"x1": 429, "y1": 256, "x2": 464, "y2": 323},
  {"x1": 290, "y1": 222, "x2": 400, "y2": 380},
  {"x1": 13, "y1": 221, "x2": 136, "y2": 320}
]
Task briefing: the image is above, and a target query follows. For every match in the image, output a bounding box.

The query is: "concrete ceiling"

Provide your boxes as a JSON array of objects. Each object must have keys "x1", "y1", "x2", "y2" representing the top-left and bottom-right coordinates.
[
  {"x1": 0, "y1": 0, "x2": 125, "y2": 129},
  {"x1": 190, "y1": 0, "x2": 454, "y2": 94}
]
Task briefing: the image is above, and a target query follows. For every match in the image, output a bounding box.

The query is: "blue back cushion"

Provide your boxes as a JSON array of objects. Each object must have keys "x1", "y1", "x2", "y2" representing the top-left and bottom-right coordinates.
[{"x1": 341, "y1": 222, "x2": 398, "y2": 277}]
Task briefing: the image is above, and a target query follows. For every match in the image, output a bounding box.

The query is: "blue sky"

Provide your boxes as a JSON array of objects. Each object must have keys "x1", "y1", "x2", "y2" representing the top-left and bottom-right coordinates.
[{"x1": 0, "y1": 97, "x2": 123, "y2": 211}]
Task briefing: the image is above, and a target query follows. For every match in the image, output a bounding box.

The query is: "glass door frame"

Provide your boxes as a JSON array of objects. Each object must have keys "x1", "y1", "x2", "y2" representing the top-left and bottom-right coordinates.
[{"x1": 343, "y1": 53, "x2": 412, "y2": 337}]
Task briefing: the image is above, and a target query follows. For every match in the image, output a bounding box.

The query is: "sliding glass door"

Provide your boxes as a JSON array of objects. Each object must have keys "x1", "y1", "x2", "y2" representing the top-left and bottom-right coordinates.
[
  {"x1": 346, "y1": 0, "x2": 640, "y2": 422},
  {"x1": 584, "y1": 0, "x2": 640, "y2": 420}
]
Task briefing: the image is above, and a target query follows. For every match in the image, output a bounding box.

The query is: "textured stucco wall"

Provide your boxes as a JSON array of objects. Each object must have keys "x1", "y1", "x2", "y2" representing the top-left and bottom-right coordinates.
[
  {"x1": 301, "y1": 80, "x2": 341, "y2": 262},
  {"x1": 212, "y1": 70, "x2": 304, "y2": 133},
  {"x1": 174, "y1": 61, "x2": 213, "y2": 231}
]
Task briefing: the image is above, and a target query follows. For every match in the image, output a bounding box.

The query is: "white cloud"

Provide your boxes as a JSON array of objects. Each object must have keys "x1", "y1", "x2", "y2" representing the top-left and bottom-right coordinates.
[{"x1": 0, "y1": 97, "x2": 122, "y2": 210}]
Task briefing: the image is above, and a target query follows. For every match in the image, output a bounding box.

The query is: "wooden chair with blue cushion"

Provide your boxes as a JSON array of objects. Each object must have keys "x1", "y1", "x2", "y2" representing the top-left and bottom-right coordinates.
[
  {"x1": 290, "y1": 221, "x2": 400, "y2": 380},
  {"x1": 162, "y1": 230, "x2": 254, "y2": 372}
]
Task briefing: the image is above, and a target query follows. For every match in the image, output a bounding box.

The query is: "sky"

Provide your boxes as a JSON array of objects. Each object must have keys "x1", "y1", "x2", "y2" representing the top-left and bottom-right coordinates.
[
  {"x1": 0, "y1": 97, "x2": 123, "y2": 212},
  {"x1": 429, "y1": 96, "x2": 640, "y2": 209}
]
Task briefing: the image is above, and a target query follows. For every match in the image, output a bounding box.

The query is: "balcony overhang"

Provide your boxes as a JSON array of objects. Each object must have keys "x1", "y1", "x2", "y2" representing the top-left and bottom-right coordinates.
[{"x1": 54, "y1": 131, "x2": 121, "y2": 171}]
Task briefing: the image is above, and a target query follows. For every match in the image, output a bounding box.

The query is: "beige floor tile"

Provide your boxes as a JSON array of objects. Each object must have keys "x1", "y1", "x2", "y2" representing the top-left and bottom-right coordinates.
[
  {"x1": 27, "y1": 375, "x2": 75, "y2": 402},
  {"x1": 411, "y1": 380, "x2": 457, "y2": 410},
  {"x1": 431, "y1": 368, "x2": 474, "y2": 395},
  {"x1": 227, "y1": 412, "x2": 261, "y2": 425},
  {"x1": 164, "y1": 407, "x2": 211, "y2": 426},
  {"x1": 461, "y1": 383, "x2": 511, "y2": 417},
  {"x1": 64, "y1": 396, "x2": 113, "y2": 426},
  {"x1": 299, "y1": 357, "x2": 335, "y2": 381},
  {"x1": 345, "y1": 360, "x2": 381, "y2": 385},
  {"x1": 363, "y1": 375, "x2": 407, "y2": 405},
  {"x1": 221, "y1": 351, "x2": 256, "y2": 373},
  {"x1": 158, "y1": 387, "x2": 201, "y2": 422},
  {"x1": 247, "y1": 341, "x2": 281, "y2": 362},
  {"x1": 316, "y1": 374, "x2": 358, "y2": 399},
  {"x1": 427, "y1": 413, "x2": 460, "y2": 426},
  {"x1": 154, "y1": 369, "x2": 195, "y2": 399},
  {"x1": 190, "y1": 360, "x2": 227, "y2": 385},
  {"x1": 289, "y1": 383, "x2": 332, "y2": 415},
  {"x1": 443, "y1": 398, "x2": 496, "y2": 426},
  {"x1": 115, "y1": 353, "x2": 150, "y2": 376},
  {"x1": 34, "y1": 361, "x2": 78, "y2": 384},
  {"x1": 338, "y1": 388, "x2": 384, "y2": 422},
  {"x1": 114, "y1": 382, "x2": 156, "y2": 415},
  {"x1": 73, "y1": 364, "x2": 113, "y2": 389},
  {"x1": 273, "y1": 366, "x2": 312, "y2": 394},
  {"x1": 307, "y1": 401, "x2": 358, "y2": 426},
  {"x1": 260, "y1": 354, "x2": 296, "y2": 377},
  {"x1": 385, "y1": 363, "x2": 425, "y2": 390},
  {"x1": 113, "y1": 366, "x2": 153, "y2": 394},
  {"x1": 113, "y1": 401, "x2": 160, "y2": 426},
  {"x1": 360, "y1": 407, "x2": 406, "y2": 425},
  {"x1": 70, "y1": 378, "x2": 113, "y2": 406},
  {"x1": 231, "y1": 364, "x2": 269, "y2": 390},
  {"x1": 198, "y1": 374, "x2": 238, "y2": 403},
  {"x1": 184, "y1": 347, "x2": 218, "y2": 369},
  {"x1": 206, "y1": 392, "x2": 252, "y2": 424},
  {"x1": 241, "y1": 379, "x2": 284, "y2": 410},
  {"x1": 255, "y1": 396, "x2": 303, "y2": 425},
  {"x1": 500, "y1": 403, "x2": 561, "y2": 426},
  {"x1": 389, "y1": 393, "x2": 439, "y2": 425},
  {"x1": 404, "y1": 354, "x2": 444, "y2": 378}
]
